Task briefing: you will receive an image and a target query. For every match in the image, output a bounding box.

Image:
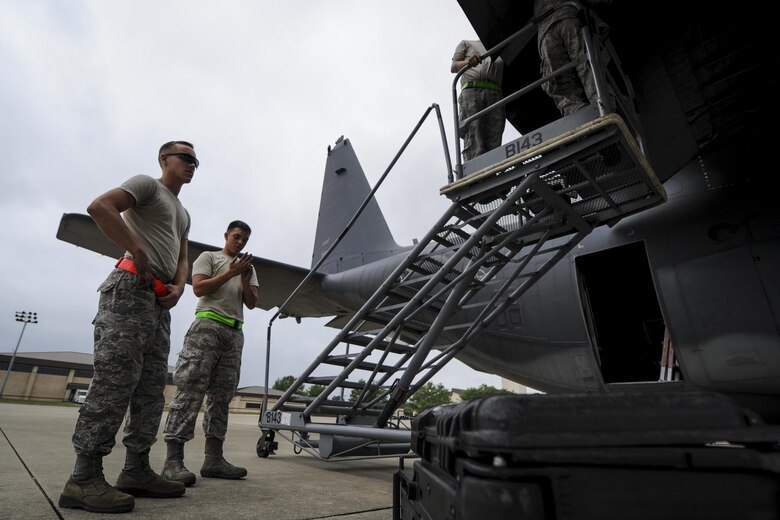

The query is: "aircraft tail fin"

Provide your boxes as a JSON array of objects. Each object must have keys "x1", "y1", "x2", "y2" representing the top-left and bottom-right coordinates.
[{"x1": 312, "y1": 136, "x2": 404, "y2": 274}]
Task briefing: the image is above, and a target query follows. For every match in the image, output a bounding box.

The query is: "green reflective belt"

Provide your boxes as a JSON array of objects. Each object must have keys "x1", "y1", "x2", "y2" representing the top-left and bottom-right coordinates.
[
  {"x1": 195, "y1": 310, "x2": 243, "y2": 330},
  {"x1": 462, "y1": 79, "x2": 502, "y2": 92}
]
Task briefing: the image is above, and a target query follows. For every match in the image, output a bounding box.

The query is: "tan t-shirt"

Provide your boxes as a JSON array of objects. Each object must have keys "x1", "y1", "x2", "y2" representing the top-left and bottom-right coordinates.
[
  {"x1": 193, "y1": 251, "x2": 259, "y2": 322},
  {"x1": 120, "y1": 174, "x2": 190, "y2": 281},
  {"x1": 452, "y1": 40, "x2": 504, "y2": 86}
]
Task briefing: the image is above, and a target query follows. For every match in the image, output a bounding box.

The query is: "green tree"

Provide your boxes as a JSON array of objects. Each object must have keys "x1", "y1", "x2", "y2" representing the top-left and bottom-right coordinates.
[
  {"x1": 459, "y1": 384, "x2": 511, "y2": 401},
  {"x1": 347, "y1": 380, "x2": 388, "y2": 405},
  {"x1": 306, "y1": 384, "x2": 326, "y2": 397},
  {"x1": 348, "y1": 380, "x2": 366, "y2": 403},
  {"x1": 406, "y1": 382, "x2": 451, "y2": 415},
  {"x1": 273, "y1": 375, "x2": 296, "y2": 392}
]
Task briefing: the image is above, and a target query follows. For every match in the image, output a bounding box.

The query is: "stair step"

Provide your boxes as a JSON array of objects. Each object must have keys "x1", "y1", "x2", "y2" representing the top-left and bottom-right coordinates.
[
  {"x1": 355, "y1": 318, "x2": 429, "y2": 336},
  {"x1": 341, "y1": 336, "x2": 415, "y2": 354},
  {"x1": 306, "y1": 376, "x2": 387, "y2": 390},
  {"x1": 371, "y1": 300, "x2": 444, "y2": 316},
  {"x1": 278, "y1": 402, "x2": 384, "y2": 417},
  {"x1": 323, "y1": 355, "x2": 395, "y2": 372}
]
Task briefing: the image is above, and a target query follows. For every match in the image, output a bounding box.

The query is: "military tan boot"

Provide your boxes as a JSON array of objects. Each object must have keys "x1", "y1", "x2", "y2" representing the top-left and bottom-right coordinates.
[
  {"x1": 200, "y1": 437, "x2": 247, "y2": 479},
  {"x1": 58, "y1": 454, "x2": 135, "y2": 513},
  {"x1": 162, "y1": 440, "x2": 196, "y2": 486},
  {"x1": 115, "y1": 449, "x2": 186, "y2": 498}
]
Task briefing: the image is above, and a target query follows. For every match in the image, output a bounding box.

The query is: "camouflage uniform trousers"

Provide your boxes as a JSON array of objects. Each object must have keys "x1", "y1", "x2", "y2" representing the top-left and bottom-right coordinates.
[
  {"x1": 458, "y1": 87, "x2": 505, "y2": 161},
  {"x1": 163, "y1": 317, "x2": 244, "y2": 443},
  {"x1": 538, "y1": 17, "x2": 597, "y2": 116},
  {"x1": 72, "y1": 269, "x2": 171, "y2": 456}
]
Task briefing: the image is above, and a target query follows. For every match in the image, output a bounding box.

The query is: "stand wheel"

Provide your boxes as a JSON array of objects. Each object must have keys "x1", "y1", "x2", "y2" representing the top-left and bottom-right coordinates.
[
  {"x1": 257, "y1": 438, "x2": 270, "y2": 458},
  {"x1": 256, "y1": 429, "x2": 278, "y2": 458}
]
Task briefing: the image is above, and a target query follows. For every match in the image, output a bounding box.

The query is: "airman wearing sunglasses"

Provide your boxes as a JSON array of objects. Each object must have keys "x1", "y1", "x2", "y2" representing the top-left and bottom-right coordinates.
[{"x1": 60, "y1": 141, "x2": 198, "y2": 514}]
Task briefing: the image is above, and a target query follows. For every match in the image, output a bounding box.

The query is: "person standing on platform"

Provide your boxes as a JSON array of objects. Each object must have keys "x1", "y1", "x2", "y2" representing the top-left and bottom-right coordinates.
[
  {"x1": 451, "y1": 39, "x2": 506, "y2": 161},
  {"x1": 535, "y1": 0, "x2": 610, "y2": 116}
]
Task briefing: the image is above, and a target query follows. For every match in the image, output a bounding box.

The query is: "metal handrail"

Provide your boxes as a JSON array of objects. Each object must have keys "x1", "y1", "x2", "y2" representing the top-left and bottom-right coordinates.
[
  {"x1": 451, "y1": 1, "x2": 637, "y2": 180},
  {"x1": 451, "y1": 22, "x2": 539, "y2": 180},
  {"x1": 261, "y1": 104, "x2": 452, "y2": 415}
]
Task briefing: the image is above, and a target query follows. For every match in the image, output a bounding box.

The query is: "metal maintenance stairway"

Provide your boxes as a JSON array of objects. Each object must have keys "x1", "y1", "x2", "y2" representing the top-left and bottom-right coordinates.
[{"x1": 257, "y1": 112, "x2": 667, "y2": 460}]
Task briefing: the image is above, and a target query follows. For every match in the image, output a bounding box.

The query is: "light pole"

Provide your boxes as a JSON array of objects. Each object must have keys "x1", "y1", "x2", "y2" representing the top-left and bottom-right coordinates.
[{"x1": 0, "y1": 311, "x2": 38, "y2": 399}]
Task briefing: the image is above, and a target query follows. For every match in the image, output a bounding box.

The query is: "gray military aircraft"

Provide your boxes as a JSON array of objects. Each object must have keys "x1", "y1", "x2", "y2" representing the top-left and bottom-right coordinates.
[{"x1": 58, "y1": 0, "x2": 778, "y2": 469}]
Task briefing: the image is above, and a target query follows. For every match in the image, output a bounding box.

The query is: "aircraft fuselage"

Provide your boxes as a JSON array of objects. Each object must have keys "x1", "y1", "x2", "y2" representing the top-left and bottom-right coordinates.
[{"x1": 317, "y1": 143, "x2": 780, "y2": 422}]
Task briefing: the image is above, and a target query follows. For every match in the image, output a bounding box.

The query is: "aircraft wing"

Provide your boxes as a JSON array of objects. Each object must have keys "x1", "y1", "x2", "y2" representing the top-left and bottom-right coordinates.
[
  {"x1": 57, "y1": 213, "x2": 126, "y2": 259},
  {"x1": 56, "y1": 213, "x2": 341, "y2": 318}
]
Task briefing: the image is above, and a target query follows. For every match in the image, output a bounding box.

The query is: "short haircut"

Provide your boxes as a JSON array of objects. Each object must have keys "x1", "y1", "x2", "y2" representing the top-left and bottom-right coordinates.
[
  {"x1": 227, "y1": 220, "x2": 251, "y2": 234},
  {"x1": 158, "y1": 141, "x2": 195, "y2": 165}
]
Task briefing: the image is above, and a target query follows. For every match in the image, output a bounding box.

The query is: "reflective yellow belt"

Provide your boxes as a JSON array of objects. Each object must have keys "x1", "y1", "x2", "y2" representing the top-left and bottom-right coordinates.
[
  {"x1": 462, "y1": 79, "x2": 501, "y2": 92},
  {"x1": 195, "y1": 310, "x2": 243, "y2": 330}
]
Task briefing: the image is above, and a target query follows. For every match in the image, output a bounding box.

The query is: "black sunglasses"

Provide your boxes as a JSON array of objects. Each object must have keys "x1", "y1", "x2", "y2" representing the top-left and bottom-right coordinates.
[{"x1": 167, "y1": 152, "x2": 199, "y2": 168}]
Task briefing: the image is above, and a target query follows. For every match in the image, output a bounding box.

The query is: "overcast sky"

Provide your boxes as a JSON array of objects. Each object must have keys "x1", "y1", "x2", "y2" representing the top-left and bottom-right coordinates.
[{"x1": 0, "y1": 1, "x2": 521, "y2": 392}]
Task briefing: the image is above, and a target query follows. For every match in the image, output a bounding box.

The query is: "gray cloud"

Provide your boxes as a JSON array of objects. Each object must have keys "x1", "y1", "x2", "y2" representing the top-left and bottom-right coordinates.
[{"x1": 0, "y1": 1, "x2": 516, "y2": 391}]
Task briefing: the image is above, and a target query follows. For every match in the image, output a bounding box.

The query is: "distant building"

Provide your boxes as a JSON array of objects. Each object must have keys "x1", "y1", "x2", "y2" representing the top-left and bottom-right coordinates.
[
  {"x1": 232, "y1": 385, "x2": 286, "y2": 410},
  {"x1": 450, "y1": 388, "x2": 464, "y2": 403},
  {"x1": 0, "y1": 351, "x2": 283, "y2": 412},
  {"x1": 501, "y1": 378, "x2": 542, "y2": 394}
]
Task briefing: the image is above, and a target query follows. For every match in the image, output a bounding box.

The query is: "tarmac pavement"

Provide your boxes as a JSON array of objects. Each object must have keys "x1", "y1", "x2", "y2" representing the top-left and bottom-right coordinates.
[{"x1": 0, "y1": 402, "x2": 403, "y2": 520}]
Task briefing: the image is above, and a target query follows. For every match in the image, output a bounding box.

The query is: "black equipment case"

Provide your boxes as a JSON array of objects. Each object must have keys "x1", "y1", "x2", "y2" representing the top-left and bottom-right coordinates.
[{"x1": 394, "y1": 391, "x2": 780, "y2": 520}]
